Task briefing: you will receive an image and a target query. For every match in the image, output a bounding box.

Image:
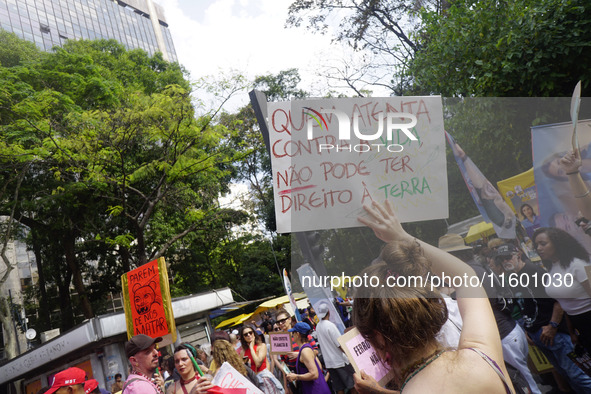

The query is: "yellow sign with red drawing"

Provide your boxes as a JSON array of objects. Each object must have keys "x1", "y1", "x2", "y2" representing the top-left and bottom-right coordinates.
[{"x1": 121, "y1": 257, "x2": 176, "y2": 346}]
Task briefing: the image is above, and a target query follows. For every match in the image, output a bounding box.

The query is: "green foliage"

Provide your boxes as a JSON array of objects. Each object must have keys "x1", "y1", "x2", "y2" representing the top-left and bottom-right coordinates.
[
  {"x1": 0, "y1": 35, "x2": 247, "y2": 330},
  {"x1": 409, "y1": 0, "x2": 591, "y2": 96},
  {"x1": 0, "y1": 30, "x2": 41, "y2": 67}
]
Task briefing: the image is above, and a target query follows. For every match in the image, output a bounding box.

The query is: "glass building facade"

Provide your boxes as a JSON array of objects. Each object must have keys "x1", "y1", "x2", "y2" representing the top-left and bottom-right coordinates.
[{"x1": 0, "y1": 0, "x2": 177, "y2": 62}]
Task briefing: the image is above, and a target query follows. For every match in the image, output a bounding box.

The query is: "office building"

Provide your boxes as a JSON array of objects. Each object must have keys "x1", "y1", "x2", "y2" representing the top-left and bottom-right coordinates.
[{"x1": 0, "y1": 0, "x2": 177, "y2": 62}]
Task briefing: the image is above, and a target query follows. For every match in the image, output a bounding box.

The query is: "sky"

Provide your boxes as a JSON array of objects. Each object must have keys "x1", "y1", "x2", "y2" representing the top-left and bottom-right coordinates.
[{"x1": 155, "y1": 0, "x2": 379, "y2": 111}]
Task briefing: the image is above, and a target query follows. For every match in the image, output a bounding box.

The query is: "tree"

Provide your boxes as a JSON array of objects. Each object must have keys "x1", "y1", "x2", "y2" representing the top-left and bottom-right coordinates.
[
  {"x1": 0, "y1": 30, "x2": 40, "y2": 68},
  {"x1": 286, "y1": 0, "x2": 448, "y2": 95},
  {"x1": 408, "y1": 0, "x2": 591, "y2": 96},
  {"x1": 0, "y1": 38, "x2": 246, "y2": 333}
]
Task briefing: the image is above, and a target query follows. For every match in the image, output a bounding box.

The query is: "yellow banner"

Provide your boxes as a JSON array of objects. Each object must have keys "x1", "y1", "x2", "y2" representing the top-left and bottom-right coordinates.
[
  {"x1": 497, "y1": 169, "x2": 541, "y2": 260},
  {"x1": 497, "y1": 168, "x2": 537, "y2": 215},
  {"x1": 121, "y1": 257, "x2": 176, "y2": 346}
]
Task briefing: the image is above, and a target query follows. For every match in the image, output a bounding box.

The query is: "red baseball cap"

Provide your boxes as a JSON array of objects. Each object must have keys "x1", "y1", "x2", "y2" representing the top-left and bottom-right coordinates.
[
  {"x1": 84, "y1": 378, "x2": 99, "y2": 393},
  {"x1": 46, "y1": 367, "x2": 87, "y2": 394}
]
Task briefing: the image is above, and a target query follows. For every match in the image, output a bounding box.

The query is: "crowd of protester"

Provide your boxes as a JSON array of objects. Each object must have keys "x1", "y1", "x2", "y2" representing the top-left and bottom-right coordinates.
[{"x1": 41, "y1": 150, "x2": 591, "y2": 393}]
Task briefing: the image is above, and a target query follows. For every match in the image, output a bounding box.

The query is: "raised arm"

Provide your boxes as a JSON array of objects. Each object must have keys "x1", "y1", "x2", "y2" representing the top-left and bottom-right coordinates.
[
  {"x1": 358, "y1": 201, "x2": 503, "y2": 359},
  {"x1": 560, "y1": 150, "x2": 591, "y2": 219}
]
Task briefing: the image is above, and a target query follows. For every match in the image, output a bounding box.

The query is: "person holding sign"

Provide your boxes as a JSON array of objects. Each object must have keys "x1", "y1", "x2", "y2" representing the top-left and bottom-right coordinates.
[
  {"x1": 166, "y1": 343, "x2": 207, "y2": 394},
  {"x1": 211, "y1": 338, "x2": 261, "y2": 388},
  {"x1": 354, "y1": 201, "x2": 514, "y2": 393},
  {"x1": 286, "y1": 322, "x2": 331, "y2": 394}
]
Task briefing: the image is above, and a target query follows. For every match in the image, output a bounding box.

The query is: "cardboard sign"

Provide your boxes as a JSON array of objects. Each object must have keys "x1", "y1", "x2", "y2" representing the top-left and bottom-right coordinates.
[
  {"x1": 269, "y1": 332, "x2": 293, "y2": 355},
  {"x1": 121, "y1": 257, "x2": 176, "y2": 346},
  {"x1": 528, "y1": 345, "x2": 554, "y2": 374},
  {"x1": 267, "y1": 97, "x2": 447, "y2": 233},
  {"x1": 338, "y1": 327, "x2": 394, "y2": 386},
  {"x1": 211, "y1": 362, "x2": 263, "y2": 394}
]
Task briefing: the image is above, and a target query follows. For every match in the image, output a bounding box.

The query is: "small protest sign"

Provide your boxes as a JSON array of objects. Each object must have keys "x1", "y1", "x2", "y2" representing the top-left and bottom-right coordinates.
[
  {"x1": 121, "y1": 257, "x2": 176, "y2": 346},
  {"x1": 528, "y1": 345, "x2": 554, "y2": 374},
  {"x1": 338, "y1": 327, "x2": 394, "y2": 386},
  {"x1": 211, "y1": 362, "x2": 263, "y2": 394},
  {"x1": 269, "y1": 332, "x2": 293, "y2": 355}
]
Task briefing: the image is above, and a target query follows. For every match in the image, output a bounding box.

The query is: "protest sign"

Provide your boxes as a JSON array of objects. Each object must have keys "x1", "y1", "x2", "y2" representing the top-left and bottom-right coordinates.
[
  {"x1": 497, "y1": 169, "x2": 541, "y2": 260},
  {"x1": 211, "y1": 362, "x2": 263, "y2": 394},
  {"x1": 338, "y1": 327, "x2": 394, "y2": 386},
  {"x1": 528, "y1": 345, "x2": 554, "y2": 374},
  {"x1": 446, "y1": 132, "x2": 516, "y2": 240},
  {"x1": 267, "y1": 97, "x2": 447, "y2": 233},
  {"x1": 532, "y1": 119, "x2": 591, "y2": 253},
  {"x1": 283, "y1": 268, "x2": 301, "y2": 322},
  {"x1": 297, "y1": 263, "x2": 346, "y2": 334},
  {"x1": 121, "y1": 257, "x2": 176, "y2": 346},
  {"x1": 269, "y1": 332, "x2": 293, "y2": 355}
]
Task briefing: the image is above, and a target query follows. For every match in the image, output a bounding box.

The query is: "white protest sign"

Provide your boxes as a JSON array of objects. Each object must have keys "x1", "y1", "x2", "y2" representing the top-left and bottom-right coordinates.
[
  {"x1": 338, "y1": 327, "x2": 394, "y2": 386},
  {"x1": 211, "y1": 362, "x2": 263, "y2": 394},
  {"x1": 267, "y1": 97, "x2": 447, "y2": 233}
]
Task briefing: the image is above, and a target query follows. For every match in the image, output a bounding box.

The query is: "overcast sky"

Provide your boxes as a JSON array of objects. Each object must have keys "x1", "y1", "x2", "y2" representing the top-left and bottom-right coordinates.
[{"x1": 156, "y1": 0, "x2": 381, "y2": 110}]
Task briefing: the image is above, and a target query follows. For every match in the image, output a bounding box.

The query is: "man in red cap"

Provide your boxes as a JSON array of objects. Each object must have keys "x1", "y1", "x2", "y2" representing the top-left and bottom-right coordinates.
[
  {"x1": 122, "y1": 334, "x2": 164, "y2": 393},
  {"x1": 45, "y1": 367, "x2": 87, "y2": 394},
  {"x1": 84, "y1": 379, "x2": 100, "y2": 394}
]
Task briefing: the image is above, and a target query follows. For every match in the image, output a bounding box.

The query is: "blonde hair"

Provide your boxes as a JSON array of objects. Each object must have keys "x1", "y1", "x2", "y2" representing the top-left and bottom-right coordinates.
[{"x1": 211, "y1": 340, "x2": 247, "y2": 376}]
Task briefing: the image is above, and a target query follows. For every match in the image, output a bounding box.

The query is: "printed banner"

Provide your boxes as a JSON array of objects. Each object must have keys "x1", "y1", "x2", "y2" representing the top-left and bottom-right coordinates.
[
  {"x1": 532, "y1": 119, "x2": 591, "y2": 253},
  {"x1": 497, "y1": 169, "x2": 541, "y2": 260},
  {"x1": 446, "y1": 132, "x2": 516, "y2": 239},
  {"x1": 338, "y1": 327, "x2": 394, "y2": 386},
  {"x1": 283, "y1": 269, "x2": 302, "y2": 322},
  {"x1": 121, "y1": 257, "x2": 176, "y2": 346},
  {"x1": 267, "y1": 97, "x2": 448, "y2": 233},
  {"x1": 297, "y1": 263, "x2": 346, "y2": 335}
]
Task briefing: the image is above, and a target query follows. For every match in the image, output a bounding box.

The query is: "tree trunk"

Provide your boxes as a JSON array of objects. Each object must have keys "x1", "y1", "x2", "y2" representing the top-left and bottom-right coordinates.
[
  {"x1": 57, "y1": 267, "x2": 74, "y2": 330},
  {"x1": 31, "y1": 229, "x2": 51, "y2": 330},
  {"x1": 63, "y1": 231, "x2": 94, "y2": 319},
  {"x1": 0, "y1": 296, "x2": 18, "y2": 359}
]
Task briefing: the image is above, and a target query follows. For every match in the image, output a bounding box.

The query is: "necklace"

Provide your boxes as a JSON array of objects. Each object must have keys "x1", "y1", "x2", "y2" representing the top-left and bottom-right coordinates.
[
  {"x1": 181, "y1": 375, "x2": 197, "y2": 385},
  {"x1": 131, "y1": 371, "x2": 164, "y2": 393},
  {"x1": 399, "y1": 349, "x2": 445, "y2": 392}
]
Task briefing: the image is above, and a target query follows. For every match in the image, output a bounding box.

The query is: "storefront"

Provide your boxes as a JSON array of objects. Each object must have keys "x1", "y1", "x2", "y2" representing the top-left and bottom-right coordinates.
[{"x1": 0, "y1": 287, "x2": 235, "y2": 394}]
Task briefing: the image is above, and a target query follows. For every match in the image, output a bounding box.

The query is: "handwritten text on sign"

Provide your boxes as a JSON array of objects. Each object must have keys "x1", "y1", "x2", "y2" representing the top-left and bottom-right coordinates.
[
  {"x1": 267, "y1": 97, "x2": 448, "y2": 233},
  {"x1": 269, "y1": 332, "x2": 293, "y2": 354},
  {"x1": 211, "y1": 362, "x2": 263, "y2": 394},
  {"x1": 126, "y1": 259, "x2": 169, "y2": 337},
  {"x1": 338, "y1": 328, "x2": 394, "y2": 386}
]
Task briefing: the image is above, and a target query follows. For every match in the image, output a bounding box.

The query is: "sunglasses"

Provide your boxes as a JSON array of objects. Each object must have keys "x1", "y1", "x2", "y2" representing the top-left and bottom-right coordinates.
[
  {"x1": 243, "y1": 331, "x2": 254, "y2": 337},
  {"x1": 277, "y1": 317, "x2": 290, "y2": 324}
]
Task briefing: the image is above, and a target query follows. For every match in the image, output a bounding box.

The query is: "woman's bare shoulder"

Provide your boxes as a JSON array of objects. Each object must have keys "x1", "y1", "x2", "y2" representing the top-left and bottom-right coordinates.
[{"x1": 403, "y1": 349, "x2": 508, "y2": 393}]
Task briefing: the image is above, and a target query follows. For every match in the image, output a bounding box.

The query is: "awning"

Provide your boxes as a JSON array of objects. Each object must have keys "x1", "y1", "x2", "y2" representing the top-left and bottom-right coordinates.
[
  {"x1": 252, "y1": 293, "x2": 307, "y2": 316},
  {"x1": 281, "y1": 297, "x2": 311, "y2": 317},
  {"x1": 215, "y1": 312, "x2": 254, "y2": 329},
  {"x1": 464, "y1": 221, "x2": 496, "y2": 244}
]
